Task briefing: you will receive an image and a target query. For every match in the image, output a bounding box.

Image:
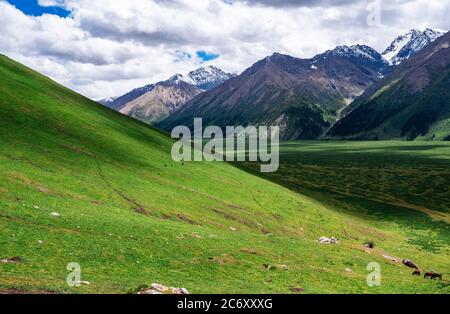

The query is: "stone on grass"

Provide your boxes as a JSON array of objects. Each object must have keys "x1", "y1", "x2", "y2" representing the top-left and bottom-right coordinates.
[
  {"x1": 138, "y1": 283, "x2": 189, "y2": 295},
  {"x1": 319, "y1": 236, "x2": 339, "y2": 244},
  {"x1": 382, "y1": 255, "x2": 399, "y2": 263},
  {"x1": 0, "y1": 256, "x2": 22, "y2": 264}
]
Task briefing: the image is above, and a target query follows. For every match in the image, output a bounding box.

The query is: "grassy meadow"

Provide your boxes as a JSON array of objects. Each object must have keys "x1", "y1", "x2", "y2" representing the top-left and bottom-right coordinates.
[{"x1": 0, "y1": 55, "x2": 449, "y2": 294}]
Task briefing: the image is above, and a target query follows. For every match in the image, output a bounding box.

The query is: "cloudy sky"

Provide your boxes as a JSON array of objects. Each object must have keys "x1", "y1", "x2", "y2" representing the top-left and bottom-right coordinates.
[{"x1": 1, "y1": 0, "x2": 449, "y2": 100}]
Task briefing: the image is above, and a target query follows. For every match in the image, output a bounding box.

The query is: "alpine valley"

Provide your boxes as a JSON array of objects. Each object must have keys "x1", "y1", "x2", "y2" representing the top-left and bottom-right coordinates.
[{"x1": 1, "y1": 23, "x2": 450, "y2": 296}]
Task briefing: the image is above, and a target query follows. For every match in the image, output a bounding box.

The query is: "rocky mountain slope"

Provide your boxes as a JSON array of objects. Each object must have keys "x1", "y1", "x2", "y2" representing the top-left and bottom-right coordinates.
[
  {"x1": 327, "y1": 31, "x2": 450, "y2": 140},
  {"x1": 158, "y1": 45, "x2": 388, "y2": 140},
  {"x1": 119, "y1": 78, "x2": 202, "y2": 124},
  {"x1": 99, "y1": 66, "x2": 234, "y2": 111},
  {"x1": 99, "y1": 84, "x2": 157, "y2": 111}
]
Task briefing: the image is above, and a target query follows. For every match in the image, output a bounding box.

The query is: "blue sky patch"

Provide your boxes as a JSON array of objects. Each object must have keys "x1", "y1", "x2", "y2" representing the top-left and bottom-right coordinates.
[
  {"x1": 196, "y1": 51, "x2": 220, "y2": 62},
  {"x1": 6, "y1": 0, "x2": 71, "y2": 17}
]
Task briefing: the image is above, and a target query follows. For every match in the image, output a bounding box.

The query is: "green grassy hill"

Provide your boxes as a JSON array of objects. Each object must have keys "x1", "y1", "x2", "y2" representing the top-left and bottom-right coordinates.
[{"x1": 0, "y1": 55, "x2": 448, "y2": 294}]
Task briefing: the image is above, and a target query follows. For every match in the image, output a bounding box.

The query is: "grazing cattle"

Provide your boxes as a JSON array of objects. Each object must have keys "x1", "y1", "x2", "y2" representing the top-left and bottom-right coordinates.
[
  {"x1": 424, "y1": 271, "x2": 442, "y2": 280},
  {"x1": 403, "y1": 259, "x2": 419, "y2": 270},
  {"x1": 412, "y1": 270, "x2": 421, "y2": 276}
]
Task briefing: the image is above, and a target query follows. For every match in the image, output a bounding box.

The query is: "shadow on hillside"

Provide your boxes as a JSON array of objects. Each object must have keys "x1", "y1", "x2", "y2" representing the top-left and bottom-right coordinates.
[{"x1": 233, "y1": 142, "x2": 450, "y2": 252}]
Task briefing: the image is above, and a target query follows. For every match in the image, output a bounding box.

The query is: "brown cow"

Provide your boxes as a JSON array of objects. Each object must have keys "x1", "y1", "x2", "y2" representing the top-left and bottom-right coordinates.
[{"x1": 424, "y1": 271, "x2": 442, "y2": 280}]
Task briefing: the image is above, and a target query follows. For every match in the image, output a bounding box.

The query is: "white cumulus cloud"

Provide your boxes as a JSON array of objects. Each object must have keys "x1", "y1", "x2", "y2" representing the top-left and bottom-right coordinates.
[{"x1": 0, "y1": 0, "x2": 449, "y2": 100}]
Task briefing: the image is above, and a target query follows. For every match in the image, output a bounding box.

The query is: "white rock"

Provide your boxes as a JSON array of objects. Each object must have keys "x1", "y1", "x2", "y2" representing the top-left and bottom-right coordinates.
[
  {"x1": 319, "y1": 236, "x2": 339, "y2": 244},
  {"x1": 382, "y1": 255, "x2": 399, "y2": 263},
  {"x1": 279, "y1": 264, "x2": 289, "y2": 271},
  {"x1": 141, "y1": 283, "x2": 190, "y2": 295},
  {"x1": 50, "y1": 212, "x2": 61, "y2": 217},
  {"x1": 151, "y1": 283, "x2": 169, "y2": 293},
  {"x1": 139, "y1": 289, "x2": 162, "y2": 295},
  {"x1": 74, "y1": 281, "x2": 90, "y2": 285}
]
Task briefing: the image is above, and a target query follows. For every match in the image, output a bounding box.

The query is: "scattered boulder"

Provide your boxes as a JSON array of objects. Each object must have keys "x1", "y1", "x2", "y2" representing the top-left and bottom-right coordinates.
[
  {"x1": 172, "y1": 287, "x2": 189, "y2": 294},
  {"x1": 319, "y1": 236, "x2": 339, "y2": 244},
  {"x1": 402, "y1": 259, "x2": 419, "y2": 270},
  {"x1": 279, "y1": 264, "x2": 289, "y2": 271},
  {"x1": 382, "y1": 255, "x2": 399, "y2": 263},
  {"x1": 345, "y1": 268, "x2": 352, "y2": 273},
  {"x1": 74, "y1": 281, "x2": 90, "y2": 286},
  {"x1": 138, "y1": 283, "x2": 189, "y2": 295},
  {"x1": 151, "y1": 283, "x2": 169, "y2": 293},
  {"x1": 50, "y1": 212, "x2": 61, "y2": 217},
  {"x1": 139, "y1": 289, "x2": 162, "y2": 295},
  {"x1": 0, "y1": 256, "x2": 22, "y2": 264}
]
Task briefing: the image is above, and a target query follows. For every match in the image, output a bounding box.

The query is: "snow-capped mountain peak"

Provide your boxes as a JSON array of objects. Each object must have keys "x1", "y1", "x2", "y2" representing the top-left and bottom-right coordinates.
[
  {"x1": 382, "y1": 28, "x2": 446, "y2": 65},
  {"x1": 186, "y1": 66, "x2": 236, "y2": 90},
  {"x1": 166, "y1": 66, "x2": 235, "y2": 91},
  {"x1": 326, "y1": 44, "x2": 383, "y2": 61}
]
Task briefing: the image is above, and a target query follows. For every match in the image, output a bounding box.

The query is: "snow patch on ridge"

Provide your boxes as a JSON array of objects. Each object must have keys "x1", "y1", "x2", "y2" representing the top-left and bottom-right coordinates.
[{"x1": 382, "y1": 28, "x2": 446, "y2": 65}]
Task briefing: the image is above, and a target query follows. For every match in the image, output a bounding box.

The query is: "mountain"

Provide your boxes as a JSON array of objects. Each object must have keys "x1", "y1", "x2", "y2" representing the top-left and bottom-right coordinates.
[
  {"x1": 119, "y1": 77, "x2": 202, "y2": 124},
  {"x1": 100, "y1": 65, "x2": 234, "y2": 112},
  {"x1": 327, "y1": 31, "x2": 450, "y2": 140},
  {"x1": 158, "y1": 45, "x2": 388, "y2": 140},
  {"x1": 382, "y1": 28, "x2": 446, "y2": 65}
]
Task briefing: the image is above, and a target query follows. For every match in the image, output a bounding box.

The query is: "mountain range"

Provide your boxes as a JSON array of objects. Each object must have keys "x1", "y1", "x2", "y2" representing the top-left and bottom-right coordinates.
[
  {"x1": 98, "y1": 66, "x2": 235, "y2": 124},
  {"x1": 99, "y1": 28, "x2": 448, "y2": 141},
  {"x1": 158, "y1": 46, "x2": 388, "y2": 139},
  {"x1": 327, "y1": 30, "x2": 450, "y2": 140}
]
